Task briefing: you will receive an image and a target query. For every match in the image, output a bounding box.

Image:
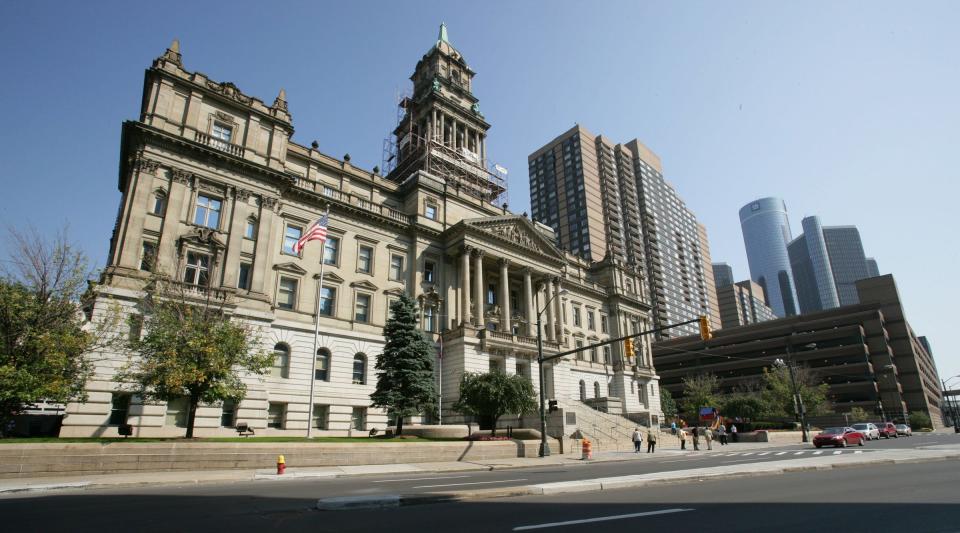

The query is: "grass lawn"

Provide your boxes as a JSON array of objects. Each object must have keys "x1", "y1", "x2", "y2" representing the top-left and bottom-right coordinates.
[{"x1": 0, "y1": 435, "x2": 465, "y2": 444}]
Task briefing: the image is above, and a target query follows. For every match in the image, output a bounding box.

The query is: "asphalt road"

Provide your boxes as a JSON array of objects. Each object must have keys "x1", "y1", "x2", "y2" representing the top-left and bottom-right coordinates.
[{"x1": 2, "y1": 455, "x2": 957, "y2": 532}]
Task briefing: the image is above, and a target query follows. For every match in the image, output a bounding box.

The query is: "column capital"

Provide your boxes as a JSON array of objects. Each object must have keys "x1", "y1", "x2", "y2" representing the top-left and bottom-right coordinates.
[
  {"x1": 460, "y1": 243, "x2": 473, "y2": 255},
  {"x1": 498, "y1": 257, "x2": 510, "y2": 267},
  {"x1": 472, "y1": 248, "x2": 485, "y2": 258}
]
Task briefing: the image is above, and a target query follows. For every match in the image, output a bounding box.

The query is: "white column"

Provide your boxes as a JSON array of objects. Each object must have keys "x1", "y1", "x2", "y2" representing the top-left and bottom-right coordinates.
[
  {"x1": 553, "y1": 278, "x2": 563, "y2": 341},
  {"x1": 499, "y1": 258, "x2": 511, "y2": 333},
  {"x1": 473, "y1": 249, "x2": 484, "y2": 326},
  {"x1": 544, "y1": 280, "x2": 556, "y2": 342},
  {"x1": 523, "y1": 268, "x2": 535, "y2": 337},
  {"x1": 460, "y1": 245, "x2": 471, "y2": 326}
]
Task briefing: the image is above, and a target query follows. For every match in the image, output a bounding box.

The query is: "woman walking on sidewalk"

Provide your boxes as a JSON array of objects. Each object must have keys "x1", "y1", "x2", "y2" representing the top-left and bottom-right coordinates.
[{"x1": 646, "y1": 428, "x2": 657, "y2": 453}]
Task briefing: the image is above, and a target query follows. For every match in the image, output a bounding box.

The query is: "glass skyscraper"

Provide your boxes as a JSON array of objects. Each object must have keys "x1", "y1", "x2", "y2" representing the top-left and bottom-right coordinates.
[
  {"x1": 738, "y1": 197, "x2": 798, "y2": 317},
  {"x1": 788, "y1": 218, "x2": 873, "y2": 313}
]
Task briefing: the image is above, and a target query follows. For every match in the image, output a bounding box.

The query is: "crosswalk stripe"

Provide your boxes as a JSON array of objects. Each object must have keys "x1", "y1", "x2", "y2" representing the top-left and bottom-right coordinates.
[
  {"x1": 854, "y1": 451, "x2": 863, "y2": 454},
  {"x1": 740, "y1": 452, "x2": 754, "y2": 456},
  {"x1": 793, "y1": 451, "x2": 805, "y2": 455},
  {"x1": 813, "y1": 451, "x2": 823, "y2": 455},
  {"x1": 775, "y1": 452, "x2": 787, "y2": 455},
  {"x1": 833, "y1": 451, "x2": 843, "y2": 455},
  {"x1": 757, "y1": 452, "x2": 770, "y2": 456}
]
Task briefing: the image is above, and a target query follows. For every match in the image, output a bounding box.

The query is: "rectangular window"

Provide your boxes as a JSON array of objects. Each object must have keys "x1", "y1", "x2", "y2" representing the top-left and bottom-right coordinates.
[
  {"x1": 212, "y1": 122, "x2": 233, "y2": 143},
  {"x1": 572, "y1": 306, "x2": 581, "y2": 327},
  {"x1": 600, "y1": 315, "x2": 609, "y2": 334},
  {"x1": 323, "y1": 237, "x2": 340, "y2": 265},
  {"x1": 315, "y1": 352, "x2": 329, "y2": 381},
  {"x1": 128, "y1": 315, "x2": 143, "y2": 342},
  {"x1": 220, "y1": 399, "x2": 237, "y2": 427},
  {"x1": 194, "y1": 195, "x2": 222, "y2": 229},
  {"x1": 357, "y1": 245, "x2": 373, "y2": 274},
  {"x1": 425, "y1": 203, "x2": 437, "y2": 220},
  {"x1": 319, "y1": 286, "x2": 336, "y2": 316},
  {"x1": 267, "y1": 402, "x2": 286, "y2": 429},
  {"x1": 152, "y1": 193, "x2": 166, "y2": 216},
  {"x1": 183, "y1": 252, "x2": 210, "y2": 286},
  {"x1": 277, "y1": 277, "x2": 298, "y2": 310},
  {"x1": 603, "y1": 346, "x2": 612, "y2": 365},
  {"x1": 165, "y1": 397, "x2": 189, "y2": 428},
  {"x1": 140, "y1": 242, "x2": 156, "y2": 272},
  {"x1": 355, "y1": 293, "x2": 371, "y2": 323},
  {"x1": 587, "y1": 310, "x2": 595, "y2": 330},
  {"x1": 424, "y1": 306, "x2": 435, "y2": 332},
  {"x1": 109, "y1": 393, "x2": 131, "y2": 426},
  {"x1": 351, "y1": 407, "x2": 367, "y2": 431},
  {"x1": 245, "y1": 219, "x2": 257, "y2": 239},
  {"x1": 424, "y1": 260, "x2": 436, "y2": 283},
  {"x1": 312, "y1": 405, "x2": 329, "y2": 430},
  {"x1": 389, "y1": 255, "x2": 404, "y2": 281},
  {"x1": 487, "y1": 283, "x2": 496, "y2": 305},
  {"x1": 283, "y1": 224, "x2": 302, "y2": 255},
  {"x1": 238, "y1": 262, "x2": 252, "y2": 290},
  {"x1": 590, "y1": 347, "x2": 598, "y2": 363},
  {"x1": 575, "y1": 339, "x2": 584, "y2": 360}
]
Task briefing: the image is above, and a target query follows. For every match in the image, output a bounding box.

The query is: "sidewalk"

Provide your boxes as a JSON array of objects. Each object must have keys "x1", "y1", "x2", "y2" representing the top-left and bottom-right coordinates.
[{"x1": 0, "y1": 439, "x2": 808, "y2": 495}]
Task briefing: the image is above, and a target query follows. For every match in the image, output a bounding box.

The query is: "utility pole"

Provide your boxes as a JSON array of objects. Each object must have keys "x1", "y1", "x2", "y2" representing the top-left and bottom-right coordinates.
[{"x1": 784, "y1": 340, "x2": 809, "y2": 443}]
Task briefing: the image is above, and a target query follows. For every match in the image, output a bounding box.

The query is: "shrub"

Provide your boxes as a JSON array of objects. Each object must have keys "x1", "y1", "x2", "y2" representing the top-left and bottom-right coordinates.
[{"x1": 908, "y1": 411, "x2": 932, "y2": 429}]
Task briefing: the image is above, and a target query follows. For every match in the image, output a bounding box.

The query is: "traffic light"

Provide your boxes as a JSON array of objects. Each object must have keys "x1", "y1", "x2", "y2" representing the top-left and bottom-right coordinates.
[
  {"x1": 548, "y1": 400, "x2": 558, "y2": 413},
  {"x1": 698, "y1": 315, "x2": 712, "y2": 341},
  {"x1": 624, "y1": 338, "x2": 635, "y2": 359}
]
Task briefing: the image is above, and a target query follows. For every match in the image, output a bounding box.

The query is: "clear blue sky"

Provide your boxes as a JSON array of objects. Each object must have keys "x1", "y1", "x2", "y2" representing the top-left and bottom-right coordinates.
[{"x1": 2, "y1": 1, "x2": 958, "y2": 382}]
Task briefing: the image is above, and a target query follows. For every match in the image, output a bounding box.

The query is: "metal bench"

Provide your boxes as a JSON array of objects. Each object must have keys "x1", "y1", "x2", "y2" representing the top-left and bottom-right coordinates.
[{"x1": 235, "y1": 422, "x2": 255, "y2": 437}]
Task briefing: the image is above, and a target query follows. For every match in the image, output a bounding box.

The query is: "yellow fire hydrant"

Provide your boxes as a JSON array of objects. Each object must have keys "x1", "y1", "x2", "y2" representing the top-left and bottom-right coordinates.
[{"x1": 277, "y1": 454, "x2": 286, "y2": 475}]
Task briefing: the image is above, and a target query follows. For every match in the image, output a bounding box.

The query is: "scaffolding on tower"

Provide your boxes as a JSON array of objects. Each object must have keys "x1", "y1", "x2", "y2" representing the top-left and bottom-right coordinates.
[{"x1": 381, "y1": 91, "x2": 508, "y2": 207}]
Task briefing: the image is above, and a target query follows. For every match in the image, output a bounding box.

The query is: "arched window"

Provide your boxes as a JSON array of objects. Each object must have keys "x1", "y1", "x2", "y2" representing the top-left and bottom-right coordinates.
[
  {"x1": 579, "y1": 380, "x2": 586, "y2": 401},
  {"x1": 272, "y1": 343, "x2": 290, "y2": 378},
  {"x1": 315, "y1": 348, "x2": 330, "y2": 381},
  {"x1": 594, "y1": 382, "x2": 601, "y2": 398},
  {"x1": 151, "y1": 190, "x2": 166, "y2": 216},
  {"x1": 352, "y1": 353, "x2": 367, "y2": 385}
]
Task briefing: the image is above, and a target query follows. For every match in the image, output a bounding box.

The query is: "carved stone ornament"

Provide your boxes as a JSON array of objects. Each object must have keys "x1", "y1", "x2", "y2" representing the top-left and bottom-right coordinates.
[
  {"x1": 486, "y1": 223, "x2": 542, "y2": 254},
  {"x1": 260, "y1": 196, "x2": 279, "y2": 210},
  {"x1": 138, "y1": 158, "x2": 161, "y2": 175},
  {"x1": 234, "y1": 188, "x2": 252, "y2": 201},
  {"x1": 214, "y1": 111, "x2": 234, "y2": 123},
  {"x1": 205, "y1": 80, "x2": 253, "y2": 105},
  {"x1": 171, "y1": 168, "x2": 193, "y2": 185}
]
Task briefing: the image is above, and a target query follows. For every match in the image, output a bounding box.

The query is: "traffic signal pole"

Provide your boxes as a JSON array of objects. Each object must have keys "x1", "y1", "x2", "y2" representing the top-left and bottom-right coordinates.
[{"x1": 539, "y1": 317, "x2": 706, "y2": 365}]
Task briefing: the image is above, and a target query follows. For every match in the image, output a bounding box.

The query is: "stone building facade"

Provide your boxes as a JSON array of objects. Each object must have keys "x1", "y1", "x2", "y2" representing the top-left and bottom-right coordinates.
[{"x1": 62, "y1": 31, "x2": 662, "y2": 437}]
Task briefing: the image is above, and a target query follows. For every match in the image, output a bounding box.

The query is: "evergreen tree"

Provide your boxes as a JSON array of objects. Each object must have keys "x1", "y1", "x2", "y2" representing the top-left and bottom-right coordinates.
[{"x1": 370, "y1": 294, "x2": 437, "y2": 436}]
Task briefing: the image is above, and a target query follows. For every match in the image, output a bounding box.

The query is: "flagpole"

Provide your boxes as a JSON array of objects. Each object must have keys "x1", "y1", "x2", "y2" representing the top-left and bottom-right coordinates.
[{"x1": 306, "y1": 206, "x2": 330, "y2": 439}]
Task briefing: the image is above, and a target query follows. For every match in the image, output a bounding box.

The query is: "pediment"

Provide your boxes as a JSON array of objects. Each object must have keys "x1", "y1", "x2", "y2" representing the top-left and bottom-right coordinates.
[
  {"x1": 383, "y1": 287, "x2": 406, "y2": 296},
  {"x1": 350, "y1": 280, "x2": 379, "y2": 291},
  {"x1": 273, "y1": 262, "x2": 307, "y2": 275},
  {"x1": 317, "y1": 272, "x2": 345, "y2": 284},
  {"x1": 465, "y1": 216, "x2": 563, "y2": 260}
]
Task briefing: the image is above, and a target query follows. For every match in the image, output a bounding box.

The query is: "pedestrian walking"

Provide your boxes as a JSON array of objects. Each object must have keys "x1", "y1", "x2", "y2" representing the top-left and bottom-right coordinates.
[
  {"x1": 731, "y1": 424, "x2": 738, "y2": 443},
  {"x1": 679, "y1": 428, "x2": 687, "y2": 450},
  {"x1": 717, "y1": 424, "x2": 727, "y2": 445},
  {"x1": 646, "y1": 428, "x2": 657, "y2": 453},
  {"x1": 670, "y1": 421, "x2": 677, "y2": 435},
  {"x1": 705, "y1": 427, "x2": 713, "y2": 450},
  {"x1": 692, "y1": 426, "x2": 701, "y2": 451},
  {"x1": 632, "y1": 428, "x2": 642, "y2": 453}
]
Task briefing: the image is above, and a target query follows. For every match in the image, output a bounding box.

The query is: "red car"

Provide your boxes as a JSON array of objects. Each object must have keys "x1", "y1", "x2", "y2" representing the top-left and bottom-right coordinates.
[
  {"x1": 875, "y1": 422, "x2": 898, "y2": 438},
  {"x1": 813, "y1": 427, "x2": 866, "y2": 448}
]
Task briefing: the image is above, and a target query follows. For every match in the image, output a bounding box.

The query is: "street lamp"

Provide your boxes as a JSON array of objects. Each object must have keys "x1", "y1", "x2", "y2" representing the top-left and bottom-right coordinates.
[
  {"x1": 776, "y1": 339, "x2": 814, "y2": 443},
  {"x1": 534, "y1": 283, "x2": 567, "y2": 457},
  {"x1": 942, "y1": 374, "x2": 960, "y2": 433}
]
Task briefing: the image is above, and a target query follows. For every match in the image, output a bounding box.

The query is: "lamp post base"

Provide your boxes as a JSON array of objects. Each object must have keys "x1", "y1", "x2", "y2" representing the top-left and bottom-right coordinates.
[{"x1": 539, "y1": 442, "x2": 551, "y2": 457}]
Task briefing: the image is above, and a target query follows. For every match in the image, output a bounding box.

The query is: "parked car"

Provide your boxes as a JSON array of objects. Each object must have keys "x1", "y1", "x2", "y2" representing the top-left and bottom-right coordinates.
[
  {"x1": 875, "y1": 422, "x2": 898, "y2": 438},
  {"x1": 814, "y1": 427, "x2": 866, "y2": 448},
  {"x1": 851, "y1": 422, "x2": 880, "y2": 440},
  {"x1": 895, "y1": 424, "x2": 913, "y2": 437}
]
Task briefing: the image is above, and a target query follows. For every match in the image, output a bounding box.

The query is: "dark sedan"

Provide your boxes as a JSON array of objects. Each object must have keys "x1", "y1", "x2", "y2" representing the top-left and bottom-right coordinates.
[{"x1": 813, "y1": 427, "x2": 866, "y2": 448}]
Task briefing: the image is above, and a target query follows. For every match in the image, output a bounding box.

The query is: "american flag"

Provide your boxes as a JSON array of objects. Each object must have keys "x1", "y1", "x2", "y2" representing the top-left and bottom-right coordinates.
[{"x1": 292, "y1": 211, "x2": 328, "y2": 254}]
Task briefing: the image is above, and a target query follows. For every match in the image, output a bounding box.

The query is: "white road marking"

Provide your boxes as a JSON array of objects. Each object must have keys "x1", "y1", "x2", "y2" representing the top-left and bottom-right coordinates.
[
  {"x1": 413, "y1": 478, "x2": 528, "y2": 489},
  {"x1": 812, "y1": 451, "x2": 824, "y2": 455},
  {"x1": 775, "y1": 452, "x2": 787, "y2": 456},
  {"x1": 833, "y1": 451, "x2": 843, "y2": 455},
  {"x1": 740, "y1": 452, "x2": 754, "y2": 456},
  {"x1": 721, "y1": 458, "x2": 761, "y2": 464},
  {"x1": 854, "y1": 451, "x2": 863, "y2": 454},
  {"x1": 757, "y1": 452, "x2": 771, "y2": 456},
  {"x1": 793, "y1": 451, "x2": 805, "y2": 455},
  {"x1": 372, "y1": 475, "x2": 471, "y2": 483},
  {"x1": 514, "y1": 508, "x2": 694, "y2": 530}
]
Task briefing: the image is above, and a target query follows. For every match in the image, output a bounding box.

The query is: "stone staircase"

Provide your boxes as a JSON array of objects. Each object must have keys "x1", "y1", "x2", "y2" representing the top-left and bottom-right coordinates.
[{"x1": 557, "y1": 395, "x2": 678, "y2": 451}]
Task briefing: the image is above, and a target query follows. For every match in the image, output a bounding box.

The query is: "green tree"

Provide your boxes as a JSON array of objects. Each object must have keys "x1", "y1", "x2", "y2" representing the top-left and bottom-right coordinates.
[
  {"x1": 370, "y1": 294, "x2": 437, "y2": 436},
  {"x1": 848, "y1": 406, "x2": 870, "y2": 423},
  {"x1": 453, "y1": 371, "x2": 537, "y2": 436},
  {"x1": 679, "y1": 373, "x2": 719, "y2": 419},
  {"x1": 761, "y1": 363, "x2": 830, "y2": 419},
  {"x1": 660, "y1": 388, "x2": 678, "y2": 420},
  {"x1": 721, "y1": 393, "x2": 767, "y2": 421},
  {"x1": 116, "y1": 276, "x2": 272, "y2": 438},
  {"x1": 908, "y1": 411, "x2": 931, "y2": 429},
  {"x1": 0, "y1": 227, "x2": 117, "y2": 430}
]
